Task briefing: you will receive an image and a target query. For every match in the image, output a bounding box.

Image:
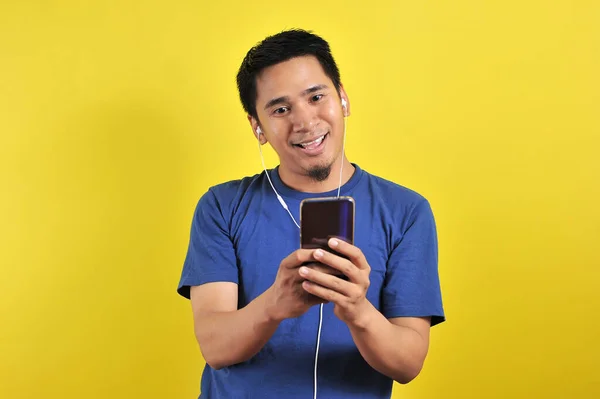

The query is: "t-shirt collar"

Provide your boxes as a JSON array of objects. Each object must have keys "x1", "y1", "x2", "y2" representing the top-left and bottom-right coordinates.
[{"x1": 269, "y1": 163, "x2": 364, "y2": 200}]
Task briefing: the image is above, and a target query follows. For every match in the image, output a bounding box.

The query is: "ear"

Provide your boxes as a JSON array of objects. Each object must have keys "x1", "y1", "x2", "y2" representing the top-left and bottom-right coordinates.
[
  {"x1": 248, "y1": 114, "x2": 267, "y2": 145},
  {"x1": 339, "y1": 84, "x2": 351, "y2": 117}
]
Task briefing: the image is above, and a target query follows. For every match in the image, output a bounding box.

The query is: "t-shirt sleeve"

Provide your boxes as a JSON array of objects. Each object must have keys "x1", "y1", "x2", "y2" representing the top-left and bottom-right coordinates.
[
  {"x1": 381, "y1": 198, "x2": 445, "y2": 326},
  {"x1": 177, "y1": 188, "x2": 239, "y2": 299}
]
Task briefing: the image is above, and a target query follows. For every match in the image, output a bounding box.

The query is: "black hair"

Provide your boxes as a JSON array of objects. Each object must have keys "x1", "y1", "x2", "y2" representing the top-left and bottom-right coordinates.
[{"x1": 236, "y1": 28, "x2": 342, "y2": 121}]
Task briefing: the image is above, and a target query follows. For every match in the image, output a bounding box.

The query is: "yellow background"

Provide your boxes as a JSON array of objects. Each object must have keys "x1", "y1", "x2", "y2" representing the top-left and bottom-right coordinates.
[{"x1": 1, "y1": 1, "x2": 599, "y2": 398}]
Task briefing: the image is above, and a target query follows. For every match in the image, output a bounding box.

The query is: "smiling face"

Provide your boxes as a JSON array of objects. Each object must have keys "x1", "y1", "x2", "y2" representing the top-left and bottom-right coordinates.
[{"x1": 250, "y1": 55, "x2": 350, "y2": 187}]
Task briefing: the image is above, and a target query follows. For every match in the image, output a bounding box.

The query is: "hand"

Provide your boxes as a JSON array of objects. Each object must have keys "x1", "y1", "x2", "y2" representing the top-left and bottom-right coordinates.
[
  {"x1": 265, "y1": 249, "x2": 330, "y2": 322},
  {"x1": 298, "y1": 238, "x2": 372, "y2": 327}
]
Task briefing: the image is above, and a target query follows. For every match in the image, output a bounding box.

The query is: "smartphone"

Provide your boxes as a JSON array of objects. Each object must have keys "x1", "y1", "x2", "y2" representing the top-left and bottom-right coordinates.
[{"x1": 300, "y1": 196, "x2": 355, "y2": 260}]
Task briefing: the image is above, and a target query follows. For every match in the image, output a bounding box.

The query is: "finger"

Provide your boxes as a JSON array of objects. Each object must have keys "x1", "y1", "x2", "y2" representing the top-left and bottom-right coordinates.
[
  {"x1": 327, "y1": 238, "x2": 369, "y2": 270},
  {"x1": 302, "y1": 280, "x2": 345, "y2": 304},
  {"x1": 299, "y1": 266, "x2": 352, "y2": 296},
  {"x1": 298, "y1": 286, "x2": 328, "y2": 305},
  {"x1": 304, "y1": 262, "x2": 344, "y2": 277},
  {"x1": 281, "y1": 249, "x2": 318, "y2": 269},
  {"x1": 312, "y1": 248, "x2": 359, "y2": 281}
]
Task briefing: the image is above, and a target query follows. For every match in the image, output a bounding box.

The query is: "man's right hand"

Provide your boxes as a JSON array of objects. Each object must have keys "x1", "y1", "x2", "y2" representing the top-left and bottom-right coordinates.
[{"x1": 265, "y1": 249, "x2": 336, "y2": 321}]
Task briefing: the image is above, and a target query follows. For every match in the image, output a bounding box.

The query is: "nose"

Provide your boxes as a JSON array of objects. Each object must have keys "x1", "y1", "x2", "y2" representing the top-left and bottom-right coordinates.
[{"x1": 290, "y1": 102, "x2": 317, "y2": 133}]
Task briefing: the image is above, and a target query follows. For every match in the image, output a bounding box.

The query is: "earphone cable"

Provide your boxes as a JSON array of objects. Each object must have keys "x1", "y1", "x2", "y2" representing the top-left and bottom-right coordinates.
[{"x1": 256, "y1": 100, "x2": 347, "y2": 399}]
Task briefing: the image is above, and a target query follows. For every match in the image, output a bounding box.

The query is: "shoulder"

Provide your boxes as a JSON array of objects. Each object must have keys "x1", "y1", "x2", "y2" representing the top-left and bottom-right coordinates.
[
  {"x1": 361, "y1": 168, "x2": 432, "y2": 213},
  {"x1": 206, "y1": 171, "x2": 264, "y2": 202},
  {"x1": 192, "y1": 170, "x2": 268, "y2": 221},
  {"x1": 354, "y1": 167, "x2": 436, "y2": 240}
]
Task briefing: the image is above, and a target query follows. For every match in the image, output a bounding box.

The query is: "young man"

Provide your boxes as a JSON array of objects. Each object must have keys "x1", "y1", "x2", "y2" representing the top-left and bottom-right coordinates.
[{"x1": 177, "y1": 29, "x2": 445, "y2": 398}]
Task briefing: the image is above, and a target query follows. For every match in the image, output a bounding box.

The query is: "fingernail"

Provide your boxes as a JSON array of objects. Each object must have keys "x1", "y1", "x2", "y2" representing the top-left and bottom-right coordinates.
[
  {"x1": 329, "y1": 239, "x2": 338, "y2": 247},
  {"x1": 300, "y1": 267, "x2": 309, "y2": 275},
  {"x1": 314, "y1": 249, "x2": 324, "y2": 258}
]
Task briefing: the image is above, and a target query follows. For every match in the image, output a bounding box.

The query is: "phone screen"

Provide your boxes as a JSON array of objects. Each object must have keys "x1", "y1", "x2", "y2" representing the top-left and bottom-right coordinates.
[{"x1": 300, "y1": 196, "x2": 355, "y2": 258}]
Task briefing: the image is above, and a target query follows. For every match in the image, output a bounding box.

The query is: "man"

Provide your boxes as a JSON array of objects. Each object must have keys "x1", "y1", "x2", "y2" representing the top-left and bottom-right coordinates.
[{"x1": 177, "y1": 29, "x2": 445, "y2": 398}]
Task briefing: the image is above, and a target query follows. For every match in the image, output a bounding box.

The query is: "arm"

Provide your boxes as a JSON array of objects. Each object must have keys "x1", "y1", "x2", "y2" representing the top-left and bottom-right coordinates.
[
  {"x1": 300, "y1": 245, "x2": 431, "y2": 383},
  {"x1": 190, "y1": 250, "x2": 328, "y2": 370},
  {"x1": 346, "y1": 307, "x2": 431, "y2": 383},
  {"x1": 300, "y1": 233, "x2": 443, "y2": 383},
  {"x1": 179, "y1": 190, "x2": 281, "y2": 369},
  {"x1": 347, "y1": 198, "x2": 443, "y2": 382},
  {"x1": 190, "y1": 282, "x2": 280, "y2": 370}
]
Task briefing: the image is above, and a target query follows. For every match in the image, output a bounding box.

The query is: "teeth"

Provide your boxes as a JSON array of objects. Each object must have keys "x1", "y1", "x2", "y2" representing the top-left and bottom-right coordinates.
[{"x1": 299, "y1": 135, "x2": 325, "y2": 148}]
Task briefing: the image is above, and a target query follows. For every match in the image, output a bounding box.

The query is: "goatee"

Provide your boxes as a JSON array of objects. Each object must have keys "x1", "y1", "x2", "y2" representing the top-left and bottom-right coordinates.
[{"x1": 307, "y1": 164, "x2": 332, "y2": 182}]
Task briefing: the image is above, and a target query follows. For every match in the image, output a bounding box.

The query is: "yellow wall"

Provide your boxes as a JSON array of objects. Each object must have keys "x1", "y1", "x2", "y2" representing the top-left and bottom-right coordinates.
[{"x1": 1, "y1": 1, "x2": 599, "y2": 398}]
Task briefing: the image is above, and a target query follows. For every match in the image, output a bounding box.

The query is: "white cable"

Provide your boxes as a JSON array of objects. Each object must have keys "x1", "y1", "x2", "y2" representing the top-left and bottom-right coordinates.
[
  {"x1": 336, "y1": 114, "x2": 347, "y2": 199},
  {"x1": 258, "y1": 141, "x2": 300, "y2": 228},
  {"x1": 313, "y1": 303, "x2": 323, "y2": 399},
  {"x1": 318, "y1": 109, "x2": 346, "y2": 398},
  {"x1": 257, "y1": 107, "x2": 347, "y2": 399}
]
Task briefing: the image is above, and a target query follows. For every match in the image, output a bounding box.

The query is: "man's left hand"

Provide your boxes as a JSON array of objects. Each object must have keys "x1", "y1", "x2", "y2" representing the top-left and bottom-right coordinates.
[{"x1": 298, "y1": 238, "x2": 373, "y2": 327}]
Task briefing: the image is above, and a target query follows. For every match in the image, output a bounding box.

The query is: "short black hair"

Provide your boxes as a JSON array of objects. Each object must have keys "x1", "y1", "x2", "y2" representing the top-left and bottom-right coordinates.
[{"x1": 236, "y1": 28, "x2": 342, "y2": 121}]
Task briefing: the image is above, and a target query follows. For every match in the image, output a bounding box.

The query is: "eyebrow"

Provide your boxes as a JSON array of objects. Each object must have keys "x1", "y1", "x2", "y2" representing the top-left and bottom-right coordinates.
[{"x1": 263, "y1": 84, "x2": 329, "y2": 110}]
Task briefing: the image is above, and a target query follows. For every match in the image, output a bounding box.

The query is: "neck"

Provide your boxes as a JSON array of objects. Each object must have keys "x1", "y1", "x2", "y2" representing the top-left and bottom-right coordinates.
[{"x1": 278, "y1": 156, "x2": 355, "y2": 194}]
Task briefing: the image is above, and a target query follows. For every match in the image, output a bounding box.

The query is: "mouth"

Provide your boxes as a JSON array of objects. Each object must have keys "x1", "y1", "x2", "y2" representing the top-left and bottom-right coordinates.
[{"x1": 292, "y1": 133, "x2": 329, "y2": 155}]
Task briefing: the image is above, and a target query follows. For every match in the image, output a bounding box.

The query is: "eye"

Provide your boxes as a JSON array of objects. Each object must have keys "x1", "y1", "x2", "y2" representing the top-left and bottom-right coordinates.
[
  {"x1": 273, "y1": 107, "x2": 288, "y2": 115},
  {"x1": 311, "y1": 94, "x2": 324, "y2": 102}
]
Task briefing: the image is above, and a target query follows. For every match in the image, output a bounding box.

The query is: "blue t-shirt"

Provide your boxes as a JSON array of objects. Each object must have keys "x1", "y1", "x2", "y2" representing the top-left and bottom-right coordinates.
[{"x1": 177, "y1": 164, "x2": 445, "y2": 399}]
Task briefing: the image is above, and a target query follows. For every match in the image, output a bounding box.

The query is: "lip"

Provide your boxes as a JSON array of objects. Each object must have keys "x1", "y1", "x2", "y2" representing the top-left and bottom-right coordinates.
[
  {"x1": 294, "y1": 133, "x2": 326, "y2": 146},
  {"x1": 293, "y1": 132, "x2": 329, "y2": 156}
]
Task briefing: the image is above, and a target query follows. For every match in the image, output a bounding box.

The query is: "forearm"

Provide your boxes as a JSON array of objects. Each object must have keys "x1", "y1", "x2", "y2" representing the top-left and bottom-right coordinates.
[
  {"x1": 348, "y1": 303, "x2": 428, "y2": 384},
  {"x1": 194, "y1": 289, "x2": 279, "y2": 370}
]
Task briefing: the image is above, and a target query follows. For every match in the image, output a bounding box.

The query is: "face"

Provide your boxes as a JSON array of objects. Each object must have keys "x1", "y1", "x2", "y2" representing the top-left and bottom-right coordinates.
[{"x1": 250, "y1": 55, "x2": 349, "y2": 182}]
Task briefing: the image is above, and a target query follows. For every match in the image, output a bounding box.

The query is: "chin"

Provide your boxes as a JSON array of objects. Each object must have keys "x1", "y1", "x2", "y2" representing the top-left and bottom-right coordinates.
[{"x1": 304, "y1": 158, "x2": 336, "y2": 182}]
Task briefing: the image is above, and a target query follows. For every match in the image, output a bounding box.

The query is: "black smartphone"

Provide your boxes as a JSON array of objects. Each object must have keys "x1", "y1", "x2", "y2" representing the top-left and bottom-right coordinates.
[{"x1": 300, "y1": 196, "x2": 355, "y2": 260}]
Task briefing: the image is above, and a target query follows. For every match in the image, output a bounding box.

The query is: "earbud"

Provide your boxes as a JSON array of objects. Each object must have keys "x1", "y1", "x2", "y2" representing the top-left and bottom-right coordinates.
[
  {"x1": 256, "y1": 126, "x2": 262, "y2": 137},
  {"x1": 341, "y1": 98, "x2": 347, "y2": 109}
]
